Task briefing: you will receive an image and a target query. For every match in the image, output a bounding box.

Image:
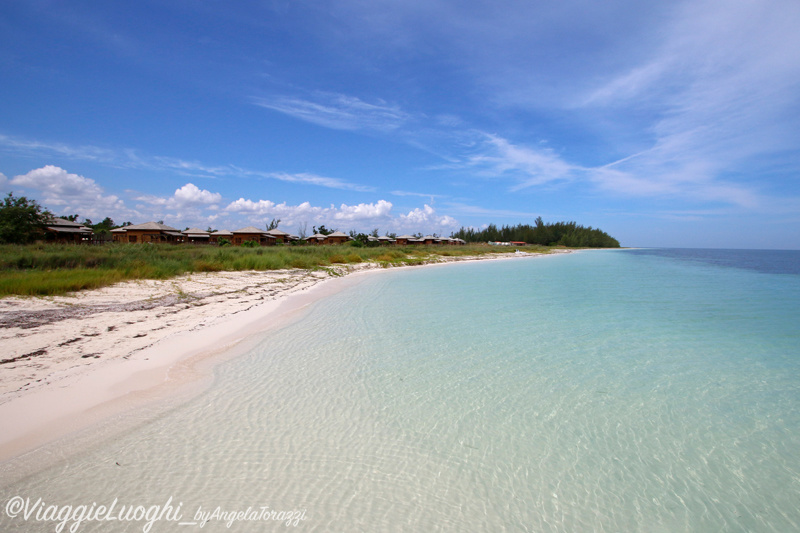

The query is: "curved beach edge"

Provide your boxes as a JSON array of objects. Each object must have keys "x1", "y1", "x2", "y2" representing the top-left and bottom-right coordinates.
[{"x1": 0, "y1": 249, "x2": 575, "y2": 475}]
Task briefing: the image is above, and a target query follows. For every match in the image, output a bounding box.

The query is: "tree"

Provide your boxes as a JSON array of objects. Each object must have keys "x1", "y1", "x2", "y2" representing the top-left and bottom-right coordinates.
[
  {"x1": 0, "y1": 193, "x2": 51, "y2": 244},
  {"x1": 82, "y1": 217, "x2": 116, "y2": 235},
  {"x1": 266, "y1": 218, "x2": 281, "y2": 231},
  {"x1": 312, "y1": 225, "x2": 334, "y2": 235},
  {"x1": 297, "y1": 221, "x2": 308, "y2": 239}
]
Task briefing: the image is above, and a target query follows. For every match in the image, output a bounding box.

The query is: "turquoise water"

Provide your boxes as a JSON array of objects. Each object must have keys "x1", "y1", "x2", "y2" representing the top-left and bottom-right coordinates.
[{"x1": 2, "y1": 249, "x2": 800, "y2": 532}]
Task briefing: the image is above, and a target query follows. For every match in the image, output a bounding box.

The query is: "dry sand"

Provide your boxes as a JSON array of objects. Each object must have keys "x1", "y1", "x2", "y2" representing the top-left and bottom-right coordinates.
[{"x1": 0, "y1": 251, "x2": 569, "y2": 465}]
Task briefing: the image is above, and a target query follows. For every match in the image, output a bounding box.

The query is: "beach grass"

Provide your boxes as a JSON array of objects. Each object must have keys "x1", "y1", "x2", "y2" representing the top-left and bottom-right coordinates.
[{"x1": 0, "y1": 242, "x2": 552, "y2": 297}]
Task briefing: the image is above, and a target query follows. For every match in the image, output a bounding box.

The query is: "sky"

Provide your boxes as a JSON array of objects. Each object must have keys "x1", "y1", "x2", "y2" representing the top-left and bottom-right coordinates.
[{"x1": 1, "y1": 0, "x2": 799, "y2": 248}]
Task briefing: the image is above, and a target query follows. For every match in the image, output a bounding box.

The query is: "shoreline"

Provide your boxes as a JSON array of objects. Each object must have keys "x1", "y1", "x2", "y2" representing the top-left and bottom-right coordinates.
[{"x1": 0, "y1": 249, "x2": 572, "y2": 476}]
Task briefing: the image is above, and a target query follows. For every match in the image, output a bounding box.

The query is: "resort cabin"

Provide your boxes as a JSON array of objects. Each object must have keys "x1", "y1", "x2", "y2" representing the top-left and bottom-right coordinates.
[
  {"x1": 324, "y1": 231, "x2": 350, "y2": 245},
  {"x1": 378, "y1": 236, "x2": 396, "y2": 245},
  {"x1": 43, "y1": 217, "x2": 92, "y2": 243},
  {"x1": 422, "y1": 235, "x2": 438, "y2": 245},
  {"x1": 394, "y1": 235, "x2": 415, "y2": 245},
  {"x1": 232, "y1": 226, "x2": 273, "y2": 246},
  {"x1": 233, "y1": 226, "x2": 279, "y2": 246},
  {"x1": 208, "y1": 230, "x2": 233, "y2": 245},
  {"x1": 305, "y1": 233, "x2": 328, "y2": 245},
  {"x1": 113, "y1": 222, "x2": 183, "y2": 243},
  {"x1": 266, "y1": 228, "x2": 291, "y2": 244},
  {"x1": 182, "y1": 227, "x2": 211, "y2": 244}
]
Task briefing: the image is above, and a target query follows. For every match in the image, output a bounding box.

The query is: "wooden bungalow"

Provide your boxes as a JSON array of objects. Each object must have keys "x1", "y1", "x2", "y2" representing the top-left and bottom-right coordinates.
[
  {"x1": 43, "y1": 217, "x2": 92, "y2": 243},
  {"x1": 266, "y1": 228, "x2": 291, "y2": 244},
  {"x1": 232, "y1": 226, "x2": 276, "y2": 246},
  {"x1": 324, "y1": 231, "x2": 350, "y2": 245},
  {"x1": 182, "y1": 227, "x2": 211, "y2": 244},
  {"x1": 208, "y1": 230, "x2": 233, "y2": 245},
  {"x1": 378, "y1": 236, "x2": 396, "y2": 245},
  {"x1": 304, "y1": 233, "x2": 328, "y2": 245},
  {"x1": 394, "y1": 235, "x2": 415, "y2": 245},
  {"x1": 112, "y1": 222, "x2": 183, "y2": 243},
  {"x1": 111, "y1": 227, "x2": 127, "y2": 242}
]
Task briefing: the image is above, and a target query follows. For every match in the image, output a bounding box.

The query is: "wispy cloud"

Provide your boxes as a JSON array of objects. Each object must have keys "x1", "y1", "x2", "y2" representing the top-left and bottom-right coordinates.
[
  {"x1": 0, "y1": 134, "x2": 372, "y2": 192},
  {"x1": 257, "y1": 172, "x2": 376, "y2": 192},
  {"x1": 253, "y1": 92, "x2": 409, "y2": 132},
  {"x1": 466, "y1": 134, "x2": 576, "y2": 191},
  {"x1": 440, "y1": 202, "x2": 542, "y2": 220},
  {"x1": 576, "y1": 0, "x2": 800, "y2": 209},
  {"x1": 0, "y1": 134, "x2": 120, "y2": 164}
]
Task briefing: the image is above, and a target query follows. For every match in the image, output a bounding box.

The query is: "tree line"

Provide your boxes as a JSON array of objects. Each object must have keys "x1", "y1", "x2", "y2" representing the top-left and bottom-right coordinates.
[
  {"x1": 451, "y1": 217, "x2": 620, "y2": 248},
  {"x1": 1, "y1": 192, "x2": 620, "y2": 248}
]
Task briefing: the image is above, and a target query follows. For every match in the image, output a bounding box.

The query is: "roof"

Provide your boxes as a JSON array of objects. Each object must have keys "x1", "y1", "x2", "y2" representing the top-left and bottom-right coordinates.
[
  {"x1": 327, "y1": 231, "x2": 349, "y2": 238},
  {"x1": 123, "y1": 221, "x2": 181, "y2": 232},
  {"x1": 233, "y1": 226, "x2": 265, "y2": 234},
  {"x1": 266, "y1": 228, "x2": 290, "y2": 236},
  {"x1": 210, "y1": 230, "x2": 233, "y2": 236},
  {"x1": 182, "y1": 227, "x2": 209, "y2": 236},
  {"x1": 45, "y1": 217, "x2": 85, "y2": 228},
  {"x1": 395, "y1": 234, "x2": 416, "y2": 239},
  {"x1": 46, "y1": 226, "x2": 91, "y2": 234},
  {"x1": 305, "y1": 233, "x2": 327, "y2": 240}
]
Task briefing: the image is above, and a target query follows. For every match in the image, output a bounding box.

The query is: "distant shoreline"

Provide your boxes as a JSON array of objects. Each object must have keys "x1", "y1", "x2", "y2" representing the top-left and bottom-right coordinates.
[{"x1": 0, "y1": 249, "x2": 574, "y2": 478}]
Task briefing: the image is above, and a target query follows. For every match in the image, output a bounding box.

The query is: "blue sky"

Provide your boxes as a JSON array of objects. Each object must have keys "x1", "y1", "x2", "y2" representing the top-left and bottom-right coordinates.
[{"x1": 1, "y1": 0, "x2": 799, "y2": 248}]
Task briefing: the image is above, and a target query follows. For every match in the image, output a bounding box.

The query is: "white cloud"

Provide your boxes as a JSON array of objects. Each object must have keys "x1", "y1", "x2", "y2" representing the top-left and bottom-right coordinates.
[
  {"x1": 131, "y1": 183, "x2": 223, "y2": 226},
  {"x1": 333, "y1": 200, "x2": 393, "y2": 221},
  {"x1": 395, "y1": 204, "x2": 459, "y2": 233},
  {"x1": 226, "y1": 198, "x2": 393, "y2": 225},
  {"x1": 11, "y1": 165, "x2": 126, "y2": 217},
  {"x1": 224, "y1": 197, "x2": 459, "y2": 234},
  {"x1": 0, "y1": 172, "x2": 8, "y2": 192},
  {"x1": 173, "y1": 183, "x2": 222, "y2": 206}
]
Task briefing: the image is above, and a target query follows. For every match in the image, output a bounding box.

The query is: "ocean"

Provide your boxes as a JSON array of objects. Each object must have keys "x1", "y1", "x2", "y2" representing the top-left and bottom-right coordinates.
[{"x1": 2, "y1": 248, "x2": 799, "y2": 532}]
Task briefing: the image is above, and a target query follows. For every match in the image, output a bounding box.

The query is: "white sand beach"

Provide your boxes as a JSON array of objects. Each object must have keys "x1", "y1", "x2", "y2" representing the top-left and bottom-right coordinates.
[{"x1": 0, "y1": 251, "x2": 567, "y2": 466}]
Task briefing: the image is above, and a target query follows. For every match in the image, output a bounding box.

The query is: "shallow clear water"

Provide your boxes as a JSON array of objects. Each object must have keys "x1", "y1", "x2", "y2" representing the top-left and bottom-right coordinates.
[{"x1": 2, "y1": 249, "x2": 800, "y2": 532}]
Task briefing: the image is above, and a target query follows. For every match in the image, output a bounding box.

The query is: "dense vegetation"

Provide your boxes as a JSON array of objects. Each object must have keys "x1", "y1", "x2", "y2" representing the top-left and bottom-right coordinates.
[
  {"x1": 0, "y1": 242, "x2": 549, "y2": 297},
  {"x1": 0, "y1": 193, "x2": 51, "y2": 245},
  {"x1": 452, "y1": 217, "x2": 620, "y2": 248},
  {"x1": 0, "y1": 193, "x2": 619, "y2": 296}
]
